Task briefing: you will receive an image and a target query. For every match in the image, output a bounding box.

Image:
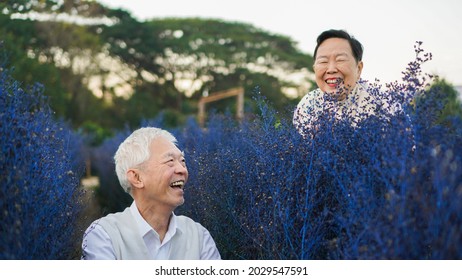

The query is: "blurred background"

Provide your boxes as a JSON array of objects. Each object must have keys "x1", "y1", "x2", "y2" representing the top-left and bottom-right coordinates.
[
  {"x1": 98, "y1": 0, "x2": 462, "y2": 87},
  {"x1": 2, "y1": 0, "x2": 461, "y2": 135}
]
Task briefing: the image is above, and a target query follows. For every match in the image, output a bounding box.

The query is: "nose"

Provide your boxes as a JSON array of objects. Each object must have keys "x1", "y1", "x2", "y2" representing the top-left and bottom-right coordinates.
[
  {"x1": 175, "y1": 160, "x2": 188, "y2": 175},
  {"x1": 326, "y1": 60, "x2": 338, "y2": 74}
]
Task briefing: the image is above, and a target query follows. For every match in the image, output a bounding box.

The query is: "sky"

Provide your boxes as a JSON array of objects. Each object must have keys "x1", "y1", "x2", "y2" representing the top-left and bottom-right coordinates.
[{"x1": 97, "y1": 0, "x2": 462, "y2": 86}]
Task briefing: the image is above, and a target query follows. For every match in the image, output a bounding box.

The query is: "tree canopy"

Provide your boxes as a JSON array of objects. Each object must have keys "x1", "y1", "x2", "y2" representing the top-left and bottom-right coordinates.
[{"x1": 1, "y1": 0, "x2": 313, "y2": 133}]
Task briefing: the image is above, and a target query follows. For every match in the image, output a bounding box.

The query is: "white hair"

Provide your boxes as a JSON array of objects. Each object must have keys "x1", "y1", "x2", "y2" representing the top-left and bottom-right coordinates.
[{"x1": 114, "y1": 127, "x2": 177, "y2": 196}]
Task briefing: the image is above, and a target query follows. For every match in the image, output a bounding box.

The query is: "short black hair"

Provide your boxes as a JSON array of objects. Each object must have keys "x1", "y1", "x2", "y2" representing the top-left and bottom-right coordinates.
[{"x1": 313, "y1": 29, "x2": 363, "y2": 63}]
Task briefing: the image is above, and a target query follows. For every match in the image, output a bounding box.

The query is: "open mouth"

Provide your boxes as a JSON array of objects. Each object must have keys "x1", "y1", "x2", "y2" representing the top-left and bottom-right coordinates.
[
  {"x1": 170, "y1": 180, "x2": 185, "y2": 190},
  {"x1": 325, "y1": 78, "x2": 343, "y2": 87}
]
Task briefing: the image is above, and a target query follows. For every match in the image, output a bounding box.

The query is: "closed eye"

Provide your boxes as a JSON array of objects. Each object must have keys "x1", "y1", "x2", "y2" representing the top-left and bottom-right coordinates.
[
  {"x1": 164, "y1": 158, "x2": 186, "y2": 167},
  {"x1": 336, "y1": 53, "x2": 349, "y2": 62}
]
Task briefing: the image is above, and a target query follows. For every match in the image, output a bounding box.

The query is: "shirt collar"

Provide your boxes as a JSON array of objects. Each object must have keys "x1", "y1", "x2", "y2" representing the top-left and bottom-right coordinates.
[{"x1": 129, "y1": 201, "x2": 180, "y2": 238}]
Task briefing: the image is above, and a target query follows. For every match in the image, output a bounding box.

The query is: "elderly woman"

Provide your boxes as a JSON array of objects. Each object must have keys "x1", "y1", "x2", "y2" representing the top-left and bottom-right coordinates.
[{"x1": 293, "y1": 29, "x2": 380, "y2": 135}]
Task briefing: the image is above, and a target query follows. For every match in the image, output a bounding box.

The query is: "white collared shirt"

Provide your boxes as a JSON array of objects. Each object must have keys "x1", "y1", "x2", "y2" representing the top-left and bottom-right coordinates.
[{"x1": 81, "y1": 202, "x2": 221, "y2": 260}]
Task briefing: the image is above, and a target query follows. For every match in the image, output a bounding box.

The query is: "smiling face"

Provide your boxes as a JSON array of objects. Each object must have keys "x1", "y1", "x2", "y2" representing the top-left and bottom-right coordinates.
[
  {"x1": 134, "y1": 136, "x2": 188, "y2": 209},
  {"x1": 313, "y1": 37, "x2": 363, "y2": 100}
]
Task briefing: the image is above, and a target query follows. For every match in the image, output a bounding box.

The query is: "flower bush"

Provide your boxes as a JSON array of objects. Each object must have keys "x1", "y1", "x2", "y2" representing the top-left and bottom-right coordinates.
[
  {"x1": 174, "y1": 43, "x2": 462, "y2": 259},
  {"x1": 92, "y1": 43, "x2": 461, "y2": 259},
  {"x1": 0, "y1": 54, "x2": 85, "y2": 259}
]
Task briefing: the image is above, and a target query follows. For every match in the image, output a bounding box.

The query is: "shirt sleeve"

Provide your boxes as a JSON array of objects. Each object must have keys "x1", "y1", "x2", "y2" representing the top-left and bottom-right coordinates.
[
  {"x1": 200, "y1": 228, "x2": 221, "y2": 260},
  {"x1": 81, "y1": 222, "x2": 117, "y2": 260}
]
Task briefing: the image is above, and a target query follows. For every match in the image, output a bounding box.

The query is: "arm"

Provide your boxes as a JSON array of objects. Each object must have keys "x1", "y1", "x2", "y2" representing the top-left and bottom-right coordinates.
[
  {"x1": 200, "y1": 228, "x2": 221, "y2": 260},
  {"x1": 81, "y1": 222, "x2": 116, "y2": 260}
]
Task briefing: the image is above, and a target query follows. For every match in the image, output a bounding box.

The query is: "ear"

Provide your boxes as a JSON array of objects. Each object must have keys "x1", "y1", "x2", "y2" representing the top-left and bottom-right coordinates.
[
  {"x1": 357, "y1": 61, "x2": 364, "y2": 77},
  {"x1": 127, "y1": 169, "x2": 144, "y2": 190}
]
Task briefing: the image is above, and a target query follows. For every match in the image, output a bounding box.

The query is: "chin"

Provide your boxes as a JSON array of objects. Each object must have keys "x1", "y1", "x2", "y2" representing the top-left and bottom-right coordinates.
[{"x1": 176, "y1": 199, "x2": 185, "y2": 207}]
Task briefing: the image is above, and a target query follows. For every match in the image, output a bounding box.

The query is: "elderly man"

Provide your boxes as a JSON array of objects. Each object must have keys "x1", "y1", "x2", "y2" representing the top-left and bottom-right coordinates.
[{"x1": 82, "y1": 127, "x2": 221, "y2": 259}]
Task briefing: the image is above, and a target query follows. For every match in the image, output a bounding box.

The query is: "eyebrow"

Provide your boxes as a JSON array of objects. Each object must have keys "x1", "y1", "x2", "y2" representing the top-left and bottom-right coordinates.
[
  {"x1": 162, "y1": 151, "x2": 185, "y2": 158},
  {"x1": 316, "y1": 52, "x2": 350, "y2": 60},
  {"x1": 335, "y1": 53, "x2": 349, "y2": 58}
]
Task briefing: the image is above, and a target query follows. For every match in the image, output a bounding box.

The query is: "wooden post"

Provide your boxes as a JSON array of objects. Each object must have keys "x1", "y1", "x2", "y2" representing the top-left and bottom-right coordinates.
[
  {"x1": 236, "y1": 88, "x2": 244, "y2": 120},
  {"x1": 198, "y1": 100, "x2": 206, "y2": 126}
]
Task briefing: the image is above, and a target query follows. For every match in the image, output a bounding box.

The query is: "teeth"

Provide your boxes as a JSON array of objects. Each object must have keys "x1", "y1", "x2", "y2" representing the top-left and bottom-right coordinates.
[
  {"x1": 326, "y1": 78, "x2": 341, "y2": 84},
  {"x1": 170, "y1": 181, "x2": 184, "y2": 188}
]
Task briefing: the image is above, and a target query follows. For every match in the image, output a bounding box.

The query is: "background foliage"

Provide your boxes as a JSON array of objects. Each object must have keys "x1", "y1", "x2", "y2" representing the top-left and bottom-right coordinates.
[{"x1": 0, "y1": 50, "x2": 85, "y2": 259}]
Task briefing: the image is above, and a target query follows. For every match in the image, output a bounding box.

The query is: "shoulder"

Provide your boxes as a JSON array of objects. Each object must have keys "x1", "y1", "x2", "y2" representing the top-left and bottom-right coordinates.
[
  {"x1": 175, "y1": 215, "x2": 211, "y2": 239},
  {"x1": 297, "y1": 88, "x2": 322, "y2": 106},
  {"x1": 294, "y1": 88, "x2": 323, "y2": 118},
  {"x1": 82, "y1": 209, "x2": 132, "y2": 243},
  {"x1": 356, "y1": 81, "x2": 385, "y2": 99},
  {"x1": 355, "y1": 81, "x2": 373, "y2": 96},
  {"x1": 103, "y1": 207, "x2": 132, "y2": 220},
  {"x1": 98, "y1": 208, "x2": 132, "y2": 227},
  {"x1": 176, "y1": 215, "x2": 205, "y2": 230},
  {"x1": 351, "y1": 82, "x2": 382, "y2": 104}
]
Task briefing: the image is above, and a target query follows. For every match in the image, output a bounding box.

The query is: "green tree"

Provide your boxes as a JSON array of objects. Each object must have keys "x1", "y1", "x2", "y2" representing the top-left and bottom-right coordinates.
[
  {"x1": 412, "y1": 78, "x2": 462, "y2": 133},
  {"x1": 2, "y1": 0, "x2": 314, "y2": 131},
  {"x1": 431, "y1": 79, "x2": 462, "y2": 121},
  {"x1": 100, "y1": 16, "x2": 313, "y2": 125},
  {"x1": 428, "y1": 79, "x2": 462, "y2": 132},
  {"x1": 0, "y1": 3, "x2": 108, "y2": 127}
]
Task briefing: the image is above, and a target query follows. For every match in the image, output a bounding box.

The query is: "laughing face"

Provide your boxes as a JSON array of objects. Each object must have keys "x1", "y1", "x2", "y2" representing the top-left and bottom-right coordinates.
[
  {"x1": 136, "y1": 136, "x2": 188, "y2": 209},
  {"x1": 313, "y1": 37, "x2": 363, "y2": 100}
]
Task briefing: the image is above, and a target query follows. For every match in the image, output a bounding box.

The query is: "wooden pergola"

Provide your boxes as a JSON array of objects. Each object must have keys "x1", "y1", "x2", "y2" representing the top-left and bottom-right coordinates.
[{"x1": 198, "y1": 87, "x2": 244, "y2": 126}]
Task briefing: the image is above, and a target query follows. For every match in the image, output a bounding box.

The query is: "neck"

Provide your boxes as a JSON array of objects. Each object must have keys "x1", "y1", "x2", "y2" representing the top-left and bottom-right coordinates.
[{"x1": 135, "y1": 199, "x2": 174, "y2": 242}]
